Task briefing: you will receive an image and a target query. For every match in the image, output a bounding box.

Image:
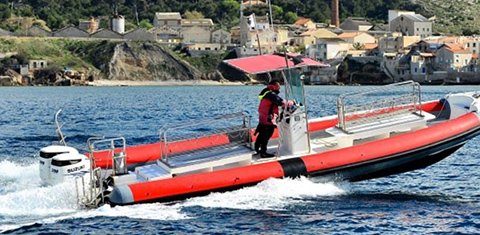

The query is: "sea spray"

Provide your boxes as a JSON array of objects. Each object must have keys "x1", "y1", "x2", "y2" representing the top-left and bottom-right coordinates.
[{"x1": 182, "y1": 177, "x2": 347, "y2": 210}]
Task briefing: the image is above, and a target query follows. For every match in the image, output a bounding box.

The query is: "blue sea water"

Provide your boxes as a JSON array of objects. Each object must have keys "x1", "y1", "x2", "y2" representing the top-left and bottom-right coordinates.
[{"x1": 1, "y1": 85, "x2": 480, "y2": 234}]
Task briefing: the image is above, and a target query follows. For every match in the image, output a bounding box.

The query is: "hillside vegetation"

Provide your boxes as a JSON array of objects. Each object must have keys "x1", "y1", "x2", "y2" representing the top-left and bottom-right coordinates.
[
  {"x1": 0, "y1": 1, "x2": 428, "y2": 30},
  {"x1": 0, "y1": 38, "x2": 232, "y2": 81}
]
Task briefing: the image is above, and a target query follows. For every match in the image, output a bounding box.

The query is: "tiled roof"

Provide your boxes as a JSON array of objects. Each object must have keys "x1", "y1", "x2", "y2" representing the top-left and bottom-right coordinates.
[
  {"x1": 444, "y1": 43, "x2": 471, "y2": 53},
  {"x1": 242, "y1": 0, "x2": 265, "y2": 5},
  {"x1": 294, "y1": 18, "x2": 312, "y2": 26},
  {"x1": 338, "y1": 32, "x2": 363, "y2": 38},
  {"x1": 420, "y1": 53, "x2": 434, "y2": 57},
  {"x1": 363, "y1": 43, "x2": 378, "y2": 50}
]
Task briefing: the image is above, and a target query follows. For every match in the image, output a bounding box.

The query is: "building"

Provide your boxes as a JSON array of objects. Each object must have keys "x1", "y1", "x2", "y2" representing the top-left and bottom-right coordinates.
[
  {"x1": 378, "y1": 35, "x2": 420, "y2": 53},
  {"x1": 211, "y1": 29, "x2": 231, "y2": 45},
  {"x1": 388, "y1": 10, "x2": 415, "y2": 30},
  {"x1": 29, "y1": 60, "x2": 48, "y2": 70},
  {"x1": 435, "y1": 44, "x2": 474, "y2": 71},
  {"x1": 230, "y1": 26, "x2": 241, "y2": 44},
  {"x1": 294, "y1": 18, "x2": 316, "y2": 29},
  {"x1": 390, "y1": 14, "x2": 432, "y2": 39},
  {"x1": 338, "y1": 32, "x2": 376, "y2": 46},
  {"x1": 181, "y1": 19, "x2": 214, "y2": 30},
  {"x1": 464, "y1": 38, "x2": 480, "y2": 60},
  {"x1": 123, "y1": 28, "x2": 155, "y2": 41},
  {"x1": 275, "y1": 28, "x2": 289, "y2": 46},
  {"x1": 239, "y1": 14, "x2": 277, "y2": 54},
  {"x1": 186, "y1": 43, "x2": 225, "y2": 57},
  {"x1": 293, "y1": 28, "x2": 337, "y2": 48},
  {"x1": 149, "y1": 26, "x2": 182, "y2": 43},
  {"x1": 340, "y1": 17, "x2": 373, "y2": 32},
  {"x1": 308, "y1": 37, "x2": 350, "y2": 61},
  {"x1": 90, "y1": 28, "x2": 122, "y2": 39},
  {"x1": 153, "y1": 12, "x2": 182, "y2": 29},
  {"x1": 53, "y1": 25, "x2": 89, "y2": 38},
  {"x1": 15, "y1": 25, "x2": 52, "y2": 37},
  {"x1": 381, "y1": 46, "x2": 437, "y2": 83},
  {"x1": 181, "y1": 26, "x2": 211, "y2": 44}
]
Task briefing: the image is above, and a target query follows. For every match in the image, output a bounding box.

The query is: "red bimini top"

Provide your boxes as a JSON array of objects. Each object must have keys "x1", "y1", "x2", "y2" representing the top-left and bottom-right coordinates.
[{"x1": 224, "y1": 53, "x2": 329, "y2": 74}]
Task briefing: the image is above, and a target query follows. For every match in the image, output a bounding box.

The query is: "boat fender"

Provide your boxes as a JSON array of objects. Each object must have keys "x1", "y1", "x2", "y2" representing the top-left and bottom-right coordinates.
[
  {"x1": 278, "y1": 158, "x2": 307, "y2": 178},
  {"x1": 109, "y1": 185, "x2": 134, "y2": 205}
]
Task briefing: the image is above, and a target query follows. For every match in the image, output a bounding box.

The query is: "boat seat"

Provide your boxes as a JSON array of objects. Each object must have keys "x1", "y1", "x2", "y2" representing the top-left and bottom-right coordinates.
[
  {"x1": 326, "y1": 112, "x2": 436, "y2": 148},
  {"x1": 157, "y1": 144, "x2": 253, "y2": 176}
]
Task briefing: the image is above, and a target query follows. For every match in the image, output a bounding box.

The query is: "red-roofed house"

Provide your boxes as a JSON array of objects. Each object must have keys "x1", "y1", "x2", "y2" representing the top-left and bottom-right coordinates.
[
  {"x1": 435, "y1": 44, "x2": 474, "y2": 71},
  {"x1": 294, "y1": 18, "x2": 316, "y2": 29}
]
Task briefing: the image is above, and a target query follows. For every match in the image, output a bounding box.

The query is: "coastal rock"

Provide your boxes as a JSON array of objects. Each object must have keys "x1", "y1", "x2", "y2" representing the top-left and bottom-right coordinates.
[
  {"x1": 0, "y1": 76, "x2": 13, "y2": 86},
  {"x1": 107, "y1": 42, "x2": 201, "y2": 81}
]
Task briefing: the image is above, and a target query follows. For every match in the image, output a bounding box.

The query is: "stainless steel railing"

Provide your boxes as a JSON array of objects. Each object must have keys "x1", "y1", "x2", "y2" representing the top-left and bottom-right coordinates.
[
  {"x1": 158, "y1": 112, "x2": 252, "y2": 163},
  {"x1": 336, "y1": 81, "x2": 422, "y2": 133}
]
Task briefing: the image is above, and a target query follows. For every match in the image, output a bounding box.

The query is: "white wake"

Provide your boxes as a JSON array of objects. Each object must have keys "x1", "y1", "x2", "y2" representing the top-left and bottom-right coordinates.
[{"x1": 0, "y1": 160, "x2": 347, "y2": 233}]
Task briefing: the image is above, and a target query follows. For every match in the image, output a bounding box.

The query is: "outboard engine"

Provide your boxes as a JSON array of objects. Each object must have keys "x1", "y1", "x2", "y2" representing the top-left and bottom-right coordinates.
[
  {"x1": 50, "y1": 152, "x2": 90, "y2": 185},
  {"x1": 39, "y1": 145, "x2": 79, "y2": 185},
  {"x1": 39, "y1": 109, "x2": 91, "y2": 185}
]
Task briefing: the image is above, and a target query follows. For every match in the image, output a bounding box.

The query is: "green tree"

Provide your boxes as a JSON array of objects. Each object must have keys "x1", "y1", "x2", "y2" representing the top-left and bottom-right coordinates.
[
  {"x1": 184, "y1": 10, "x2": 204, "y2": 19},
  {"x1": 139, "y1": 19, "x2": 152, "y2": 29},
  {"x1": 0, "y1": 4, "x2": 11, "y2": 20},
  {"x1": 284, "y1": 11, "x2": 298, "y2": 24}
]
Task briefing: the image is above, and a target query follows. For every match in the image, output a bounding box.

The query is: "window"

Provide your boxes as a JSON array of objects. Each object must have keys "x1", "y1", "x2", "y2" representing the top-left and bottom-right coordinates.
[
  {"x1": 474, "y1": 43, "x2": 477, "y2": 47},
  {"x1": 414, "y1": 67, "x2": 418, "y2": 73},
  {"x1": 422, "y1": 67, "x2": 426, "y2": 73},
  {"x1": 468, "y1": 43, "x2": 470, "y2": 47},
  {"x1": 465, "y1": 59, "x2": 468, "y2": 65},
  {"x1": 417, "y1": 28, "x2": 419, "y2": 31},
  {"x1": 423, "y1": 28, "x2": 425, "y2": 31}
]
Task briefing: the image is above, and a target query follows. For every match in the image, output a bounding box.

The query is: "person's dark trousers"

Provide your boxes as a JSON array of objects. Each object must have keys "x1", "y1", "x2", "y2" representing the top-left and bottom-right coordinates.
[{"x1": 254, "y1": 124, "x2": 276, "y2": 154}]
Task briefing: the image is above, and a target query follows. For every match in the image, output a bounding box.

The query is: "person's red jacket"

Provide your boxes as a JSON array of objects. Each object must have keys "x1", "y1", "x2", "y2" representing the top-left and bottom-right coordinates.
[{"x1": 258, "y1": 87, "x2": 283, "y2": 125}]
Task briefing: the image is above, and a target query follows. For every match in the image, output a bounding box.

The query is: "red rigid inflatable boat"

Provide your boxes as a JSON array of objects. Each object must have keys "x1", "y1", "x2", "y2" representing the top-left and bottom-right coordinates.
[
  {"x1": 107, "y1": 100, "x2": 480, "y2": 205},
  {"x1": 37, "y1": 54, "x2": 480, "y2": 208}
]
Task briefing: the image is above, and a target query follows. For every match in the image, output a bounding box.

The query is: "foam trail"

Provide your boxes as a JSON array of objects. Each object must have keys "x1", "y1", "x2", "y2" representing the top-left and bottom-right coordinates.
[
  {"x1": 0, "y1": 160, "x2": 80, "y2": 233},
  {"x1": 0, "y1": 179, "x2": 79, "y2": 217},
  {"x1": 183, "y1": 177, "x2": 347, "y2": 210},
  {"x1": 0, "y1": 160, "x2": 42, "y2": 194}
]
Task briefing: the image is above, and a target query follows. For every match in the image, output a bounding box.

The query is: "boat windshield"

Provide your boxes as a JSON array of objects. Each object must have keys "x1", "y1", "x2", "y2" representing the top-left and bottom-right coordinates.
[{"x1": 283, "y1": 68, "x2": 305, "y2": 113}]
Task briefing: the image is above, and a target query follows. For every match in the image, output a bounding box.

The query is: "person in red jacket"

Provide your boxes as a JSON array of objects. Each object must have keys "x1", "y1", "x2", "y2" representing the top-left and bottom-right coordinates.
[{"x1": 254, "y1": 80, "x2": 284, "y2": 158}]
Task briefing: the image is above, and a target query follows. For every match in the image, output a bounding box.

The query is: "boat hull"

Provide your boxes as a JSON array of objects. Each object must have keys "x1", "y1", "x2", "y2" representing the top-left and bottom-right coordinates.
[{"x1": 109, "y1": 112, "x2": 480, "y2": 206}]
